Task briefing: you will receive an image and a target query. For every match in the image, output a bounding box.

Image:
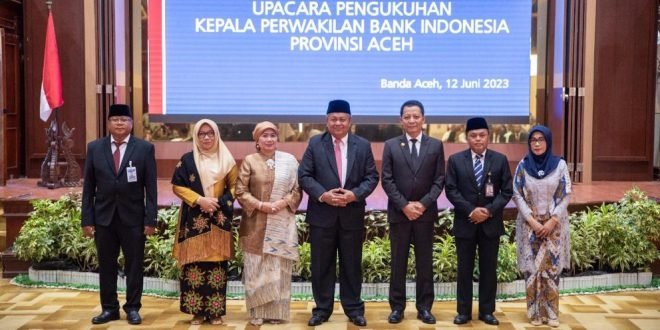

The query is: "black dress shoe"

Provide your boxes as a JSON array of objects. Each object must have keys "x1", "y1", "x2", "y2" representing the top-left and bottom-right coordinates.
[
  {"x1": 348, "y1": 315, "x2": 367, "y2": 326},
  {"x1": 91, "y1": 310, "x2": 120, "y2": 324},
  {"x1": 127, "y1": 310, "x2": 142, "y2": 325},
  {"x1": 417, "y1": 310, "x2": 436, "y2": 324},
  {"x1": 307, "y1": 314, "x2": 328, "y2": 326},
  {"x1": 388, "y1": 310, "x2": 404, "y2": 324},
  {"x1": 478, "y1": 313, "x2": 499, "y2": 325},
  {"x1": 453, "y1": 314, "x2": 472, "y2": 325}
]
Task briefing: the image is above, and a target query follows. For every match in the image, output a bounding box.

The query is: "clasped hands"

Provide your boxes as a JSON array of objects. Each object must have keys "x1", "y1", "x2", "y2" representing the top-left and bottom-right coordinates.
[
  {"x1": 197, "y1": 196, "x2": 220, "y2": 214},
  {"x1": 528, "y1": 214, "x2": 557, "y2": 238},
  {"x1": 321, "y1": 188, "x2": 357, "y2": 207},
  {"x1": 403, "y1": 202, "x2": 426, "y2": 221},
  {"x1": 259, "y1": 199, "x2": 288, "y2": 214},
  {"x1": 469, "y1": 207, "x2": 491, "y2": 224}
]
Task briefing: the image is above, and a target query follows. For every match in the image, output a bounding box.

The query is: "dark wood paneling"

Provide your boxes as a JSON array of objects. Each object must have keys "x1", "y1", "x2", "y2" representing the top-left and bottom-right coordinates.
[
  {"x1": 24, "y1": 0, "x2": 86, "y2": 178},
  {"x1": 592, "y1": 0, "x2": 656, "y2": 180}
]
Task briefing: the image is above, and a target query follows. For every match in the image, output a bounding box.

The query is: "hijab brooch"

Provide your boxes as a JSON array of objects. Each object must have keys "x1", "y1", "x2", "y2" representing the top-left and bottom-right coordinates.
[
  {"x1": 538, "y1": 170, "x2": 545, "y2": 177},
  {"x1": 266, "y1": 158, "x2": 276, "y2": 170}
]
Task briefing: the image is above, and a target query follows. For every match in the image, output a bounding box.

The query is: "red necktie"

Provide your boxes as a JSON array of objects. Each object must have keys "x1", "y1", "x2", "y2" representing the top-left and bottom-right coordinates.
[
  {"x1": 334, "y1": 139, "x2": 342, "y2": 186},
  {"x1": 113, "y1": 141, "x2": 124, "y2": 173}
]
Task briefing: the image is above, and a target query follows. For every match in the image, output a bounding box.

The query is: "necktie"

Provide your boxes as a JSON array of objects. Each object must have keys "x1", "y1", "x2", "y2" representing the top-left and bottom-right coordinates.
[
  {"x1": 334, "y1": 139, "x2": 342, "y2": 186},
  {"x1": 474, "y1": 154, "x2": 483, "y2": 187},
  {"x1": 410, "y1": 138, "x2": 418, "y2": 159},
  {"x1": 113, "y1": 141, "x2": 124, "y2": 174}
]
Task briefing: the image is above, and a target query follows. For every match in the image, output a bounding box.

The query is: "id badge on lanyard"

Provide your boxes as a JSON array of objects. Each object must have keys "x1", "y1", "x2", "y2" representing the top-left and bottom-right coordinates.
[
  {"x1": 126, "y1": 161, "x2": 138, "y2": 182},
  {"x1": 485, "y1": 172, "x2": 494, "y2": 197}
]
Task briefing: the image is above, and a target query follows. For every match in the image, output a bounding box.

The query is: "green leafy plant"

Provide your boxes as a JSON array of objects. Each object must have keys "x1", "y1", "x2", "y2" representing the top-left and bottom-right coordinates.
[
  {"x1": 569, "y1": 210, "x2": 599, "y2": 274},
  {"x1": 361, "y1": 237, "x2": 390, "y2": 283},
  {"x1": 14, "y1": 194, "x2": 93, "y2": 270},
  {"x1": 143, "y1": 205, "x2": 180, "y2": 280},
  {"x1": 293, "y1": 242, "x2": 311, "y2": 281},
  {"x1": 432, "y1": 234, "x2": 457, "y2": 282},
  {"x1": 364, "y1": 211, "x2": 389, "y2": 240}
]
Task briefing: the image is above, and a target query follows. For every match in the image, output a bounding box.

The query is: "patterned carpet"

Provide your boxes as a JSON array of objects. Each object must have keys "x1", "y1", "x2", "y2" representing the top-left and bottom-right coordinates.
[{"x1": 0, "y1": 279, "x2": 658, "y2": 329}]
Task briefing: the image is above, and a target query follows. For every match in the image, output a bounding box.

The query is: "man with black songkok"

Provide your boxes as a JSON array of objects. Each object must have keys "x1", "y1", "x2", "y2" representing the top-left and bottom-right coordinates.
[
  {"x1": 298, "y1": 100, "x2": 379, "y2": 327},
  {"x1": 81, "y1": 104, "x2": 158, "y2": 325},
  {"x1": 445, "y1": 117, "x2": 513, "y2": 326}
]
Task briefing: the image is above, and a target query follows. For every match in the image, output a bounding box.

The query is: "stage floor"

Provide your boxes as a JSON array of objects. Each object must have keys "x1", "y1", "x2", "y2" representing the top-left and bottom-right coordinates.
[
  {"x1": 1, "y1": 278, "x2": 659, "y2": 329},
  {"x1": 0, "y1": 178, "x2": 659, "y2": 211}
]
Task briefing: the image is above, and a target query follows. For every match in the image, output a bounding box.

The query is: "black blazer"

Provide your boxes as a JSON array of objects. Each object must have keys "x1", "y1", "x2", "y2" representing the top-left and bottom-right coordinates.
[
  {"x1": 298, "y1": 132, "x2": 379, "y2": 230},
  {"x1": 445, "y1": 149, "x2": 513, "y2": 238},
  {"x1": 381, "y1": 134, "x2": 445, "y2": 223},
  {"x1": 81, "y1": 135, "x2": 158, "y2": 228}
]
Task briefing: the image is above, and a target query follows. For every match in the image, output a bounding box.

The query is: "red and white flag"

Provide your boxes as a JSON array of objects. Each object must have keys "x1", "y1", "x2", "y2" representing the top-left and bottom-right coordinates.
[{"x1": 39, "y1": 11, "x2": 63, "y2": 122}]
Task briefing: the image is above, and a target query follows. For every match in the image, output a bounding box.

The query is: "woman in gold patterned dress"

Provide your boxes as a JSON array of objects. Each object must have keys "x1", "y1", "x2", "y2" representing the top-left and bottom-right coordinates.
[
  {"x1": 512, "y1": 125, "x2": 571, "y2": 328},
  {"x1": 236, "y1": 121, "x2": 302, "y2": 325},
  {"x1": 171, "y1": 119, "x2": 238, "y2": 325}
]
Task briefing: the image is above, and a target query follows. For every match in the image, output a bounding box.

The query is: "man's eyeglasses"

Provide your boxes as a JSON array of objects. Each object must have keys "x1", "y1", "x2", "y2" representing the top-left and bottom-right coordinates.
[{"x1": 197, "y1": 131, "x2": 216, "y2": 139}]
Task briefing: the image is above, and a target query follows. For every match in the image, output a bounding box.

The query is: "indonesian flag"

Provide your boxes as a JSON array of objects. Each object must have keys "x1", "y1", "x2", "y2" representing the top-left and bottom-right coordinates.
[{"x1": 39, "y1": 11, "x2": 63, "y2": 122}]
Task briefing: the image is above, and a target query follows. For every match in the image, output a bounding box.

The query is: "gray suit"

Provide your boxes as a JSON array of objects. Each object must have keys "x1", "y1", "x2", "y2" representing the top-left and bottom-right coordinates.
[{"x1": 381, "y1": 134, "x2": 445, "y2": 312}]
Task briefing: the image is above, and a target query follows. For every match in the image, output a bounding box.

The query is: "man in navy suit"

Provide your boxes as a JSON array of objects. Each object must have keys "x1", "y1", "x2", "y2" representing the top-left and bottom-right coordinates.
[
  {"x1": 81, "y1": 104, "x2": 157, "y2": 325},
  {"x1": 381, "y1": 100, "x2": 445, "y2": 324},
  {"x1": 445, "y1": 117, "x2": 513, "y2": 326},
  {"x1": 298, "y1": 100, "x2": 379, "y2": 327}
]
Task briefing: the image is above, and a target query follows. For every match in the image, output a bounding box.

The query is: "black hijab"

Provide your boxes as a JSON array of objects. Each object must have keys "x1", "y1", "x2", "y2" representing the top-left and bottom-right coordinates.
[{"x1": 523, "y1": 125, "x2": 561, "y2": 179}]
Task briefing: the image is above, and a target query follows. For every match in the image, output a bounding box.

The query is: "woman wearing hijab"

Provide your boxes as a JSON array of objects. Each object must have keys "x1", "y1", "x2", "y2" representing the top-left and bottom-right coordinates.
[
  {"x1": 512, "y1": 125, "x2": 571, "y2": 328},
  {"x1": 171, "y1": 119, "x2": 238, "y2": 325},
  {"x1": 236, "y1": 121, "x2": 302, "y2": 326}
]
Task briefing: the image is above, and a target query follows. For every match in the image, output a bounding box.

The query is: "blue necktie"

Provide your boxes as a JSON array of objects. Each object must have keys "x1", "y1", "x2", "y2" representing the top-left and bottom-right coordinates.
[{"x1": 474, "y1": 154, "x2": 483, "y2": 187}]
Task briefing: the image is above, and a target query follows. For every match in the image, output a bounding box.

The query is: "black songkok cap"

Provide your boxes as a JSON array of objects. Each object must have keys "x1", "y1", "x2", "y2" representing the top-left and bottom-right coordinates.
[
  {"x1": 108, "y1": 104, "x2": 132, "y2": 119},
  {"x1": 466, "y1": 117, "x2": 488, "y2": 132},
  {"x1": 326, "y1": 100, "x2": 351, "y2": 115}
]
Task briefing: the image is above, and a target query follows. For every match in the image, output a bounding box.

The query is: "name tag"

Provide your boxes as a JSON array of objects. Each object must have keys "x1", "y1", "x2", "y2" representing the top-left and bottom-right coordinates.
[
  {"x1": 485, "y1": 172, "x2": 494, "y2": 197},
  {"x1": 485, "y1": 182, "x2": 494, "y2": 197},
  {"x1": 126, "y1": 161, "x2": 137, "y2": 182}
]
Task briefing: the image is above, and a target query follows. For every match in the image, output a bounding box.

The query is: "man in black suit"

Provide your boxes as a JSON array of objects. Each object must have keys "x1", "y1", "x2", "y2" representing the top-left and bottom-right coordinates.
[
  {"x1": 81, "y1": 104, "x2": 158, "y2": 325},
  {"x1": 298, "y1": 100, "x2": 379, "y2": 327},
  {"x1": 381, "y1": 100, "x2": 445, "y2": 324},
  {"x1": 445, "y1": 117, "x2": 513, "y2": 326}
]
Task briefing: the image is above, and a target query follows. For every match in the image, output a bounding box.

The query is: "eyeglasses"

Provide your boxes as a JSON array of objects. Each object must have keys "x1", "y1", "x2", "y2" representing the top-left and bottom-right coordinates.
[
  {"x1": 109, "y1": 117, "x2": 131, "y2": 123},
  {"x1": 197, "y1": 131, "x2": 216, "y2": 139},
  {"x1": 530, "y1": 137, "x2": 546, "y2": 144}
]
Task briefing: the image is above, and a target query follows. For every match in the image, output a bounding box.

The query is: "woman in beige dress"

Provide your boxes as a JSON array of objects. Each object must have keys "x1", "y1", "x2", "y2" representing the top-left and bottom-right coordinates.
[{"x1": 236, "y1": 121, "x2": 302, "y2": 325}]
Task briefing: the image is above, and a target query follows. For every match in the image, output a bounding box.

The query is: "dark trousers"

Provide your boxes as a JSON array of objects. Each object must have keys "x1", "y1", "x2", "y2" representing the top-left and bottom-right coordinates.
[
  {"x1": 95, "y1": 212, "x2": 145, "y2": 313},
  {"x1": 389, "y1": 220, "x2": 434, "y2": 312},
  {"x1": 310, "y1": 223, "x2": 365, "y2": 318},
  {"x1": 455, "y1": 228, "x2": 500, "y2": 316}
]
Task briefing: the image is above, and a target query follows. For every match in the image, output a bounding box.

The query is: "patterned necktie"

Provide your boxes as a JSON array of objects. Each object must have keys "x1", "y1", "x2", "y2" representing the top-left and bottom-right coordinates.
[
  {"x1": 113, "y1": 141, "x2": 124, "y2": 174},
  {"x1": 474, "y1": 154, "x2": 483, "y2": 187},
  {"x1": 334, "y1": 139, "x2": 342, "y2": 186}
]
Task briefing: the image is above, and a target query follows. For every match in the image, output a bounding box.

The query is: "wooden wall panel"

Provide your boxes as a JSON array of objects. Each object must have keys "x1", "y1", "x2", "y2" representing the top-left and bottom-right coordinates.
[
  {"x1": 591, "y1": 0, "x2": 656, "y2": 180},
  {"x1": 23, "y1": 0, "x2": 86, "y2": 178}
]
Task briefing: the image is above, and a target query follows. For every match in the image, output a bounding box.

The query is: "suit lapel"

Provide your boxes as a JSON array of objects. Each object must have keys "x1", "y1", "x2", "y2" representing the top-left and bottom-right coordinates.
[
  {"x1": 117, "y1": 136, "x2": 136, "y2": 177},
  {"x1": 345, "y1": 134, "x2": 357, "y2": 184},
  {"x1": 103, "y1": 137, "x2": 116, "y2": 174},
  {"x1": 483, "y1": 150, "x2": 494, "y2": 184},
  {"x1": 323, "y1": 133, "x2": 341, "y2": 184},
  {"x1": 463, "y1": 149, "x2": 479, "y2": 189},
  {"x1": 398, "y1": 135, "x2": 415, "y2": 172},
  {"x1": 413, "y1": 135, "x2": 430, "y2": 173}
]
